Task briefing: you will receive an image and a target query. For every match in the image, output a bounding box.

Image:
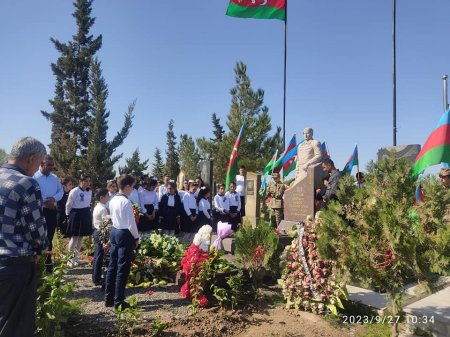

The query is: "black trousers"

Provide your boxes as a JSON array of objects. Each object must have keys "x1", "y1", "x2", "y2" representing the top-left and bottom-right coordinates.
[
  {"x1": 0, "y1": 258, "x2": 37, "y2": 337},
  {"x1": 43, "y1": 208, "x2": 57, "y2": 267},
  {"x1": 92, "y1": 229, "x2": 105, "y2": 284},
  {"x1": 105, "y1": 228, "x2": 134, "y2": 308}
]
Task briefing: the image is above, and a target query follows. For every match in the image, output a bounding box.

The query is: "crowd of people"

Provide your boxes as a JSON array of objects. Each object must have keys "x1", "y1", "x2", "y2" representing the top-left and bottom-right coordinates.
[{"x1": 0, "y1": 137, "x2": 253, "y2": 336}]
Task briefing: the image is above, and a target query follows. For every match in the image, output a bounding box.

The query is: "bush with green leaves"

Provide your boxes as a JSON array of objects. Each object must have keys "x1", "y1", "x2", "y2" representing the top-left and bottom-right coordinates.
[
  {"x1": 35, "y1": 259, "x2": 78, "y2": 337},
  {"x1": 315, "y1": 152, "x2": 450, "y2": 336},
  {"x1": 234, "y1": 222, "x2": 279, "y2": 287}
]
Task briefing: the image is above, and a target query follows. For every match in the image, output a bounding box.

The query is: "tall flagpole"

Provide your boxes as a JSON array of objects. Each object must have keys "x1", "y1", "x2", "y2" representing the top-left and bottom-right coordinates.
[
  {"x1": 392, "y1": 0, "x2": 397, "y2": 146},
  {"x1": 282, "y1": 0, "x2": 288, "y2": 150}
]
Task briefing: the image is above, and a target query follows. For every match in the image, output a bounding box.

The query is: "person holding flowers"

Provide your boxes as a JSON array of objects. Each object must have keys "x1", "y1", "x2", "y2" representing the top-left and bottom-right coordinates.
[{"x1": 92, "y1": 188, "x2": 109, "y2": 287}]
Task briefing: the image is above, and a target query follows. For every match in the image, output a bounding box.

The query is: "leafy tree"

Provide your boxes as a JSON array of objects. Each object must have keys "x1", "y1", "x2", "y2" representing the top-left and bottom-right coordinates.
[
  {"x1": 118, "y1": 148, "x2": 149, "y2": 186},
  {"x1": 197, "y1": 113, "x2": 225, "y2": 160},
  {"x1": 179, "y1": 134, "x2": 201, "y2": 180},
  {"x1": 41, "y1": 0, "x2": 102, "y2": 178},
  {"x1": 207, "y1": 62, "x2": 281, "y2": 183},
  {"x1": 165, "y1": 119, "x2": 180, "y2": 180},
  {"x1": 151, "y1": 147, "x2": 165, "y2": 181},
  {"x1": 316, "y1": 152, "x2": 450, "y2": 336},
  {"x1": 0, "y1": 149, "x2": 8, "y2": 164},
  {"x1": 85, "y1": 57, "x2": 134, "y2": 189}
]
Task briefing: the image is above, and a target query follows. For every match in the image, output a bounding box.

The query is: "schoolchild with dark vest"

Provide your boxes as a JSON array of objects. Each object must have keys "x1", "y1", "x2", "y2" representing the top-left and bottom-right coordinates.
[
  {"x1": 159, "y1": 181, "x2": 183, "y2": 236},
  {"x1": 137, "y1": 177, "x2": 158, "y2": 232},
  {"x1": 225, "y1": 181, "x2": 242, "y2": 231},
  {"x1": 197, "y1": 186, "x2": 212, "y2": 228},
  {"x1": 182, "y1": 181, "x2": 198, "y2": 242},
  {"x1": 212, "y1": 183, "x2": 229, "y2": 232}
]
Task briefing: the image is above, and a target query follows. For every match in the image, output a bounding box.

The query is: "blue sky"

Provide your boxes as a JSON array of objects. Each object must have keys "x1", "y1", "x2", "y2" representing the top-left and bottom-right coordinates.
[{"x1": 1, "y1": 0, "x2": 449, "y2": 175}]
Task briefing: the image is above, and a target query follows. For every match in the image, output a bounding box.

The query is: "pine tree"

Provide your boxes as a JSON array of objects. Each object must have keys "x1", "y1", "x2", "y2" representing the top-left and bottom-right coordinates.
[
  {"x1": 165, "y1": 119, "x2": 180, "y2": 179},
  {"x1": 41, "y1": 0, "x2": 102, "y2": 178},
  {"x1": 197, "y1": 113, "x2": 225, "y2": 160},
  {"x1": 316, "y1": 153, "x2": 450, "y2": 336},
  {"x1": 151, "y1": 147, "x2": 165, "y2": 181},
  {"x1": 118, "y1": 149, "x2": 149, "y2": 186},
  {"x1": 213, "y1": 61, "x2": 281, "y2": 182},
  {"x1": 179, "y1": 134, "x2": 201, "y2": 180},
  {"x1": 85, "y1": 57, "x2": 134, "y2": 189}
]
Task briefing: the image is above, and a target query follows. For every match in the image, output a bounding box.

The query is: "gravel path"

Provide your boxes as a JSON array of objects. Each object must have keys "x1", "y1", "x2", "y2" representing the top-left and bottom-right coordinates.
[{"x1": 65, "y1": 264, "x2": 191, "y2": 337}]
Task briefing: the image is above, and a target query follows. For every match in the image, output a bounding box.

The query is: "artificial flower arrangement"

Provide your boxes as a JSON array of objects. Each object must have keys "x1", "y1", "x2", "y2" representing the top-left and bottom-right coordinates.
[
  {"x1": 132, "y1": 203, "x2": 144, "y2": 224},
  {"x1": 278, "y1": 215, "x2": 347, "y2": 315}
]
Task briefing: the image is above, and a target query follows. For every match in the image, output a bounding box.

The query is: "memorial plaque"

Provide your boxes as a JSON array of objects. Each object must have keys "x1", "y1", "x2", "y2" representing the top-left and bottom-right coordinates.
[
  {"x1": 283, "y1": 166, "x2": 317, "y2": 222},
  {"x1": 246, "y1": 179, "x2": 254, "y2": 196}
]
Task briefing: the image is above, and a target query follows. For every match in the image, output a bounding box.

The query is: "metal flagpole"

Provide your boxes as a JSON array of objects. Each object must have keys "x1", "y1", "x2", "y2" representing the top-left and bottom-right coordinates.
[
  {"x1": 443, "y1": 75, "x2": 448, "y2": 112},
  {"x1": 392, "y1": 0, "x2": 397, "y2": 146},
  {"x1": 282, "y1": 0, "x2": 288, "y2": 150}
]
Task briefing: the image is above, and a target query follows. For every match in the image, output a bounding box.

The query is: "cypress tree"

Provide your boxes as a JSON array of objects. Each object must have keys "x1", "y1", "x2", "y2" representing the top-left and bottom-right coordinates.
[
  {"x1": 118, "y1": 149, "x2": 149, "y2": 186},
  {"x1": 165, "y1": 119, "x2": 180, "y2": 179},
  {"x1": 151, "y1": 147, "x2": 165, "y2": 181},
  {"x1": 42, "y1": 0, "x2": 102, "y2": 178},
  {"x1": 179, "y1": 134, "x2": 201, "y2": 180},
  {"x1": 86, "y1": 57, "x2": 134, "y2": 189},
  {"x1": 0, "y1": 149, "x2": 7, "y2": 165}
]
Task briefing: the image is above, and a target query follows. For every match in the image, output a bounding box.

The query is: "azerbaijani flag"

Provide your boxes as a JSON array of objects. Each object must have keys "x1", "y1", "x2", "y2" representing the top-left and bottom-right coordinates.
[
  {"x1": 226, "y1": 0, "x2": 286, "y2": 21},
  {"x1": 264, "y1": 149, "x2": 278, "y2": 176},
  {"x1": 342, "y1": 144, "x2": 359, "y2": 175},
  {"x1": 321, "y1": 141, "x2": 330, "y2": 158},
  {"x1": 413, "y1": 109, "x2": 450, "y2": 176},
  {"x1": 273, "y1": 135, "x2": 296, "y2": 173},
  {"x1": 225, "y1": 122, "x2": 246, "y2": 190},
  {"x1": 283, "y1": 140, "x2": 303, "y2": 177}
]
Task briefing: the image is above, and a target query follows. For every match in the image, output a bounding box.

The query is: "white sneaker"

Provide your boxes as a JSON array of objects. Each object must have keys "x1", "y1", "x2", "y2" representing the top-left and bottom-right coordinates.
[{"x1": 67, "y1": 259, "x2": 79, "y2": 268}]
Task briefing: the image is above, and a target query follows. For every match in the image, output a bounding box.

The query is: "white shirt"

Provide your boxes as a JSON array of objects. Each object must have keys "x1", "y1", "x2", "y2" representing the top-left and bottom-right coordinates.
[
  {"x1": 167, "y1": 194, "x2": 176, "y2": 207},
  {"x1": 214, "y1": 194, "x2": 229, "y2": 213},
  {"x1": 129, "y1": 189, "x2": 140, "y2": 205},
  {"x1": 199, "y1": 199, "x2": 211, "y2": 219},
  {"x1": 183, "y1": 192, "x2": 198, "y2": 216},
  {"x1": 158, "y1": 184, "x2": 168, "y2": 201},
  {"x1": 225, "y1": 191, "x2": 241, "y2": 212},
  {"x1": 93, "y1": 202, "x2": 108, "y2": 230},
  {"x1": 109, "y1": 194, "x2": 139, "y2": 240},
  {"x1": 138, "y1": 189, "x2": 158, "y2": 213},
  {"x1": 178, "y1": 190, "x2": 187, "y2": 202},
  {"x1": 235, "y1": 175, "x2": 245, "y2": 196},
  {"x1": 33, "y1": 170, "x2": 64, "y2": 204},
  {"x1": 66, "y1": 187, "x2": 92, "y2": 215}
]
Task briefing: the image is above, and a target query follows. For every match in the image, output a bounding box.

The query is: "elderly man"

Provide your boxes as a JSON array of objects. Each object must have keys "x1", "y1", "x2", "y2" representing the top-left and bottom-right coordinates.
[
  {"x1": 295, "y1": 128, "x2": 323, "y2": 183},
  {"x1": 34, "y1": 155, "x2": 63, "y2": 271},
  {"x1": 0, "y1": 137, "x2": 48, "y2": 337}
]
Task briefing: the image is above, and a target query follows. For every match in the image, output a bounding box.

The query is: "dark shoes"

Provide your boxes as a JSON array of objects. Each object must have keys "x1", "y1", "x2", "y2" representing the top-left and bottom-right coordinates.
[
  {"x1": 105, "y1": 299, "x2": 114, "y2": 308},
  {"x1": 115, "y1": 301, "x2": 130, "y2": 310}
]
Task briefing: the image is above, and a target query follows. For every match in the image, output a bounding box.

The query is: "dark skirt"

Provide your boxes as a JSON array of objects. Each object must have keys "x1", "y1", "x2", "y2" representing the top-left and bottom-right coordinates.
[
  {"x1": 160, "y1": 206, "x2": 179, "y2": 231},
  {"x1": 212, "y1": 209, "x2": 229, "y2": 233},
  {"x1": 182, "y1": 208, "x2": 198, "y2": 233},
  {"x1": 197, "y1": 211, "x2": 212, "y2": 229},
  {"x1": 137, "y1": 204, "x2": 158, "y2": 232},
  {"x1": 66, "y1": 207, "x2": 93, "y2": 237}
]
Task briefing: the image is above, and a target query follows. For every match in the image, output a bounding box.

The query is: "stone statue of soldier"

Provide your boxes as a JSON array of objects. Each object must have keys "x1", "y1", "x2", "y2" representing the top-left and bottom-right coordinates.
[
  {"x1": 267, "y1": 172, "x2": 287, "y2": 227},
  {"x1": 295, "y1": 127, "x2": 323, "y2": 184}
]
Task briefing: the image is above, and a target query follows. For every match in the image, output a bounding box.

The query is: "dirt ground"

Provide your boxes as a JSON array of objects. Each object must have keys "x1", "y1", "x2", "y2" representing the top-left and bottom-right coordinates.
[{"x1": 66, "y1": 264, "x2": 368, "y2": 337}]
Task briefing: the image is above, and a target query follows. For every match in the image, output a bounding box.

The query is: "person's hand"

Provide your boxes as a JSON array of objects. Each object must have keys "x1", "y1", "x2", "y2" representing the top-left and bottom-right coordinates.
[
  {"x1": 176, "y1": 217, "x2": 181, "y2": 226},
  {"x1": 190, "y1": 215, "x2": 197, "y2": 221},
  {"x1": 132, "y1": 239, "x2": 139, "y2": 250},
  {"x1": 44, "y1": 198, "x2": 56, "y2": 209},
  {"x1": 302, "y1": 164, "x2": 309, "y2": 172},
  {"x1": 34, "y1": 255, "x2": 41, "y2": 263}
]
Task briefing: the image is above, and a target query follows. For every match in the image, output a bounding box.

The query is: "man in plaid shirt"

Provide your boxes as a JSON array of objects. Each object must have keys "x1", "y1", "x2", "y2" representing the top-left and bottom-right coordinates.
[{"x1": 0, "y1": 137, "x2": 48, "y2": 337}]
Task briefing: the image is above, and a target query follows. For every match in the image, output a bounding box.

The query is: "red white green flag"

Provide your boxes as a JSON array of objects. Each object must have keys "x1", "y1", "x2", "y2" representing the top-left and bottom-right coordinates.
[
  {"x1": 225, "y1": 122, "x2": 246, "y2": 190},
  {"x1": 226, "y1": 0, "x2": 286, "y2": 21}
]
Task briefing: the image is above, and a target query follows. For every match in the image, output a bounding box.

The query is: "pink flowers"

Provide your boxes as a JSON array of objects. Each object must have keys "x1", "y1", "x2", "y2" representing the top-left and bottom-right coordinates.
[
  {"x1": 147, "y1": 290, "x2": 155, "y2": 296},
  {"x1": 199, "y1": 295, "x2": 208, "y2": 308}
]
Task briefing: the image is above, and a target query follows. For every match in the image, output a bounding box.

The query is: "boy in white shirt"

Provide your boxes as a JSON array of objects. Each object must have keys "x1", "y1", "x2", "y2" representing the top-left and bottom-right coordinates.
[
  {"x1": 104, "y1": 175, "x2": 139, "y2": 310},
  {"x1": 92, "y1": 188, "x2": 109, "y2": 287}
]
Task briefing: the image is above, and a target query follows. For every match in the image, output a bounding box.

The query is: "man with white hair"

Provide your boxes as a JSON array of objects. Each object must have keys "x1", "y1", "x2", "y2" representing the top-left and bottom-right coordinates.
[{"x1": 0, "y1": 137, "x2": 48, "y2": 336}]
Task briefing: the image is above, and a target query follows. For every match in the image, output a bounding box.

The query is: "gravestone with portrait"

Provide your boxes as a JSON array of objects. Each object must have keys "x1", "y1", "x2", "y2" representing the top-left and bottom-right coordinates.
[{"x1": 244, "y1": 171, "x2": 261, "y2": 227}]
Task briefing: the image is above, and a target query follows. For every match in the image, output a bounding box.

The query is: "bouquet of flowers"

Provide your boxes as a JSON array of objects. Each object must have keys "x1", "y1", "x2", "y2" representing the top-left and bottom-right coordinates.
[
  {"x1": 98, "y1": 215, "x2": 112, "y2": 246},
  {"x1": 132, "y1": 203, "x2": 144, "y2": 224}
]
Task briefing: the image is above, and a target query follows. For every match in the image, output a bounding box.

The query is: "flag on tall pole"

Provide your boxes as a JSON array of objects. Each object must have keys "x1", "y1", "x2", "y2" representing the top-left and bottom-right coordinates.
[
  {"x1": 226, "y1": 0, "x2": 286, "y2": 21},
  {"x1": 342, "y1": 144, "x2": 359, "y2": 175},
  {"x1": 259, "y1": 149, "x2": 278, "y2": 195},
  {"x1": 273, "y1": 135, "x2": 296, "y2": 173},
  {"x1": 225, "y1": 122, "x2": 246, "y2": 190},
  {"x1": 282, "y1": 140, "x2": 303, "y2": 178},
  {"x1": 413, "y1": 109, "x2": 450, "y2": 176}
]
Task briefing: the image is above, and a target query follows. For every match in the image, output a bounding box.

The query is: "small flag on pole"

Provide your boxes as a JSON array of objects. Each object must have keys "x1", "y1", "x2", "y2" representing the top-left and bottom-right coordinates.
[
  {"x1": 321, "y1": 141, "x2": 330, "y2": 158},
  {"x1": 273, "y1": 135, "x2": 296, "y2": 173},
  {"x1": 225, "y1": 122, "x2": 246, "y2": 190},
  {"x1": 226, "y1": 0, "x2": 286, "y2": 21},
  {"x1": 342, "y1": 144, "x2": 359, "y2": 175}
]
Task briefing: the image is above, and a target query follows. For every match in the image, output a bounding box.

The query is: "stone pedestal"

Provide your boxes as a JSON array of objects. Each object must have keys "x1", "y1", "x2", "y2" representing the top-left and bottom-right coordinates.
[
  {"x1": 283, "y1": 165, "x2": 322, "y2": 222},
  {"x1": 244, "y1": 172, "x2": 261, "y2": 227}
]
